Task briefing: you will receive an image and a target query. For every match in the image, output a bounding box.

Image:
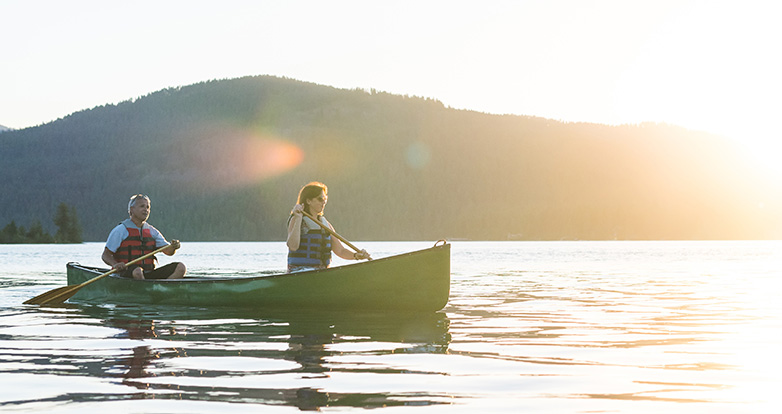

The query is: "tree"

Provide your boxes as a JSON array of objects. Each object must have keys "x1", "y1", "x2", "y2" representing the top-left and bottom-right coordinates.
[
  {"x1": 26, "y1": 220, "x2": 55, "y2": 243},
  {"x1": 54, "y1": 203, "x2": 83, "y2": 243},
  {"x1": 1, "y1": 221, "x2": 21, "y2": 243}
]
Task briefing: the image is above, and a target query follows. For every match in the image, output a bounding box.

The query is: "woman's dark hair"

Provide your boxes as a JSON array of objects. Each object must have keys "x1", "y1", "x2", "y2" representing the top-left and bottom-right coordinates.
[{"x1": 297, "y1": 182, "x2": 328, "y2": 214}]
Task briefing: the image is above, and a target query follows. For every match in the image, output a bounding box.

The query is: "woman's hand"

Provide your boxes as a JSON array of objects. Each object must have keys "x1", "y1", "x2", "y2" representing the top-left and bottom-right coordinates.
[
  {"x1": 353, "y1": 249, "x2": 371, "y2": 261},
  {"x1": 291, "y1": 204, "x2": 304, "y2": 217}
]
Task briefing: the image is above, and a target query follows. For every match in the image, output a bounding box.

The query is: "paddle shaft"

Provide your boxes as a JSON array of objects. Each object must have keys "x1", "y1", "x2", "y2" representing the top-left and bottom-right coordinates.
[
  {"x1": 24, "y1": 244, "x2": 173, "y2": 305},
  {"x1": 79, "y1": 244, "x2": 172, "y2": 289},
  {"x1": 300, "y1": 210, "x2": 367, "y2": 257}
]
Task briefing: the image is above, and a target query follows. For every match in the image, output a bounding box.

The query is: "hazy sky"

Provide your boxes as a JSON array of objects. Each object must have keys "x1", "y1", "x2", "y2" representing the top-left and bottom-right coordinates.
[{"x1": 2, "y1": 0, "x2": 780, "y2": 171}]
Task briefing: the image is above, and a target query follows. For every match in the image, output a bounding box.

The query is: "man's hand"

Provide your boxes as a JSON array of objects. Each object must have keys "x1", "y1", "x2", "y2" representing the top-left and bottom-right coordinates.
[{"x1": 163, "y1": 240, "x2": 181, "y2": 256}]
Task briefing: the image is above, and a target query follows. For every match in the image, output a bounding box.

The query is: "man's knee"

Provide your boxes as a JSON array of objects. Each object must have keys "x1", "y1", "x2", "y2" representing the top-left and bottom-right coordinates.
[
  {"x1": 132, "y1": 267, "x2": 145, "y2": 280},
  {"x1": 169, "y1": 262, "x2": 187, "y2": 279}
]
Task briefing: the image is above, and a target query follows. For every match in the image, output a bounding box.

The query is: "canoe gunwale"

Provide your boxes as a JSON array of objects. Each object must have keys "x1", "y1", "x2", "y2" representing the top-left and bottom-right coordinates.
[{"x1": 67, "y1": 242, "x2": 450, "y2": 285}]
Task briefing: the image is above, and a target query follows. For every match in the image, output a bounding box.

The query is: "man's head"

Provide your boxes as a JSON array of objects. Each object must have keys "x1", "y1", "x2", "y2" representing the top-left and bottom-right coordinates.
[{"x1": 128, "y1": 194, "x2": 151, "y2": 222}]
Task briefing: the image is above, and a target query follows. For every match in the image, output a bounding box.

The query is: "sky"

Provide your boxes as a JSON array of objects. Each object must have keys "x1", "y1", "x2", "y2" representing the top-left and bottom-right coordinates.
[{"x1": 2, "y1": 0, "x2": 780, "y2": 173}]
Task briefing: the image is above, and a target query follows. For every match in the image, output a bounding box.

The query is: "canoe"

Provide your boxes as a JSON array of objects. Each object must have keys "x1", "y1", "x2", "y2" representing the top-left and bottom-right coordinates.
[{"x1": 66, "y1": 242, "x2": 451, "y2": 312}]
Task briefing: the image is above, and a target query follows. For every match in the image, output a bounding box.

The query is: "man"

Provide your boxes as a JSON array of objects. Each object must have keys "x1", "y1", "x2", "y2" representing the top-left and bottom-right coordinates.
[{"x1": 102, "y1": 194, "x2": 186, "y2": 280}]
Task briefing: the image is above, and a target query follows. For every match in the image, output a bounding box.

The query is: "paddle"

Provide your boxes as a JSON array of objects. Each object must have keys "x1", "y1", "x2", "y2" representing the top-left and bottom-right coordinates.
[
  {"x1": 23, "y1": 244, "x2": 173, "y2": 306},
  {"x1": 300, "y1": 210, "x2": 371, "y2": 260}
]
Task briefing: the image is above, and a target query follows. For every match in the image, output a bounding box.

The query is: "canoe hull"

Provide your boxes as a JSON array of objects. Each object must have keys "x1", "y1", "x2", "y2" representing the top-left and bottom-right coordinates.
[{"x1": 66, "y1": 243, "x2": 450, "y2": 312}]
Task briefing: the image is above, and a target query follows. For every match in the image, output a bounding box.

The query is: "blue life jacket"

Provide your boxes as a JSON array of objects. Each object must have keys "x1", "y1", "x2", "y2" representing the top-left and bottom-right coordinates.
[{"x1": 288, "y1": 217, "x2": 332, "y2": 272}]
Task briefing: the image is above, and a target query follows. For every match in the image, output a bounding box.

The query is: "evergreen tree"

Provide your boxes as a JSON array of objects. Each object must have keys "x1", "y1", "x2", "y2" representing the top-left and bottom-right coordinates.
[
  {"x1": 1, "y1": 221, "x2": 20, "y2": 243},
  {"x1": 54, "y1": 203, "x2": 83, "y2": 243},
  {"x1": 26, "y1": 220, "x2": 55, "y2": 243},
  {"x1": 69, "y1": 205, "x2": 83, "y2": 243}
]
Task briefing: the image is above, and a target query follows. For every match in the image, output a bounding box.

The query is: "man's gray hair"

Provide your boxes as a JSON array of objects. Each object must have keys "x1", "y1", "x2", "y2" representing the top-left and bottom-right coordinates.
[{"x1": 128, "y1": 194, "x2": 150, "y2": 214}]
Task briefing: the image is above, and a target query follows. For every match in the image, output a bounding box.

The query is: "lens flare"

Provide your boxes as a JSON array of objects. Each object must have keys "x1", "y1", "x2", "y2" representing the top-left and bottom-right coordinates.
[
  {"x1": 237, "y1": 135, "x2": 305, "y2": 184},
  {"x1": 174, "y1": 127, "x2": 304, "y2": 190}
]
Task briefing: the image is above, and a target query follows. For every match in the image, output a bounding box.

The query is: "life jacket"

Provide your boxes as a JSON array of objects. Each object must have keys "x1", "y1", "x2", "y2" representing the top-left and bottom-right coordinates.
[
  {"x1": 288, "y1": 216, "x2": 332, "y2": 271},
  {"x1": 114, "y1": 219, "x2": 158, "y2": 271}
]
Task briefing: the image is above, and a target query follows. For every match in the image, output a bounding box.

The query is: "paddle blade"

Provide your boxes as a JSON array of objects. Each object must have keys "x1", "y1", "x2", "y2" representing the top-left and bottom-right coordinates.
[{"x1": 23, "y1": 285, "x2": 80, "y2": 306}]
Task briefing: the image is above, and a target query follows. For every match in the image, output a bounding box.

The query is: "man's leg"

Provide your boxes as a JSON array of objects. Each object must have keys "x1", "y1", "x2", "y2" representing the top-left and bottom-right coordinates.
[
  {"x1": 168, "y1": 262, "x2": 186, "y2": 279},
  {"x1": 145, "y1": 262, "x2": 186, "y2": 280}
]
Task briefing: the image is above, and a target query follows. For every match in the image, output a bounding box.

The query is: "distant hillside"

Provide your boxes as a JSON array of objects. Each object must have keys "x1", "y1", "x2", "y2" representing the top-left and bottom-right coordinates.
[{"x1": 1, "y1": 75, "x2": 780, "y2": 241}]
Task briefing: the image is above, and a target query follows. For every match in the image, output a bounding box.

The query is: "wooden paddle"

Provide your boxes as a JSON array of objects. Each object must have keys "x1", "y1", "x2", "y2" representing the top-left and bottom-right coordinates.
[
  {"x1": 301, "y1": 210, "x2": 371, "y2": 260},
  {"x1": 24, "y1": 244, "x2": 173, "y2": 306}
]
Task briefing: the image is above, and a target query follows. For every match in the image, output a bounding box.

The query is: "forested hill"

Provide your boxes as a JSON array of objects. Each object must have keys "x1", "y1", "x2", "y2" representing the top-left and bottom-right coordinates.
[{"x1": 1, "y1": 75, "x2": 780, "y2": 241}]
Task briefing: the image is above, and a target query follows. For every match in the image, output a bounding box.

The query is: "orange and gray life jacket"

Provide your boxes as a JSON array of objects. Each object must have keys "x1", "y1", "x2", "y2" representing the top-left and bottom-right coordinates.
[
  {"x1": 288, "y1": 216, "x2": 332, "y2": 271},
  {"x1": 113, "y1": 219, "x2": 158, "y2": 271}
]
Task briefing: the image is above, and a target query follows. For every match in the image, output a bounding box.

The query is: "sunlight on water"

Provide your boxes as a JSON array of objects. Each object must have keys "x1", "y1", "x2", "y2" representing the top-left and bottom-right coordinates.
[{"x1": 1, "y1": 241, "x2": 781, "y2": 412}]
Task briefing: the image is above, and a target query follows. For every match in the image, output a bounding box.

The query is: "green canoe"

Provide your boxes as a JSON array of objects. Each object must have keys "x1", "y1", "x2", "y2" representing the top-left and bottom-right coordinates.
[{"x1": 66, "y1": 242, "x2": 450, "y2": 312}]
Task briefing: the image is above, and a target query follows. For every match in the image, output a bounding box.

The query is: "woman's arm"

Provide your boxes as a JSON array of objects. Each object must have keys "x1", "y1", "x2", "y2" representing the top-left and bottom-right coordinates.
[
  {"x1": 286, "y1": 205, "x2": 304, "y2": 251},
  {"x1": 327, "y1": 221, "x2": 370, "y2": 260},
  {"x1": 330, "y1": 235, "x2": 355, "y2": 260}
]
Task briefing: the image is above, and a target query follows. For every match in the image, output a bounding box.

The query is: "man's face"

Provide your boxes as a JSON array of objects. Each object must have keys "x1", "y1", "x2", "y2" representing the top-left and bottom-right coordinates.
[{"x1": 130, "y1": 198, "x2": 150, "y2": 222}]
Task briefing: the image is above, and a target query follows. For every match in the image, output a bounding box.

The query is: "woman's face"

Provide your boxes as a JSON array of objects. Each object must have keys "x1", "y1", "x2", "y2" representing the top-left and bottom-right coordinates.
[{"x1": 306, "y1": 191, "x2": 328, "y2": 215}]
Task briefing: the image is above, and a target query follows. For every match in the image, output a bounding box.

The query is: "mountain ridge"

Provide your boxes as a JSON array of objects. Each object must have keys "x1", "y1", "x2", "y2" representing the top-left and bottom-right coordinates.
[{"x1": 1, "y1": 75, "x2": 779, "y2": 241}]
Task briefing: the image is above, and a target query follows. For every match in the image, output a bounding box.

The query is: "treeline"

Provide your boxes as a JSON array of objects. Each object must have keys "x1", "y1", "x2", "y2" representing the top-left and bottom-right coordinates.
[
  {"x1": 0, "y1": 203, "x2": 82, "y2": 244},
  {"x1": 1, "y1": 75, "x2": 780, "y2": 241}
]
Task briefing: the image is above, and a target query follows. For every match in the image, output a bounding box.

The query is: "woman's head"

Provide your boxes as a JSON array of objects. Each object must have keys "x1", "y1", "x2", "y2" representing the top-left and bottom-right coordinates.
[{"x1": 297, "y1": 182, "x2": 328, "y2": 215}]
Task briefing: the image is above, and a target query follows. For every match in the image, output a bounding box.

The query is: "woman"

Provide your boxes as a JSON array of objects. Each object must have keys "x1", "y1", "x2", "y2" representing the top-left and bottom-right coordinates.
[{"x1": 287, "y1": 182, "x2": 371, "y2": 272}]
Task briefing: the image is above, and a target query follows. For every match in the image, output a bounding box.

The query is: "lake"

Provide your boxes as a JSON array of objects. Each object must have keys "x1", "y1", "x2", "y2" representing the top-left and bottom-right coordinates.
[{"x1": 1, "y1": 240, "x2": 781, "y2": 413}]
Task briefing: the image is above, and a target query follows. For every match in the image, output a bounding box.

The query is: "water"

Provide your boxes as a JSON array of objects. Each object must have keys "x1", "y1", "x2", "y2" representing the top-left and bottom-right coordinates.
[{"x1": 1, "y1": 241, "x2": 781, "y2": 413}]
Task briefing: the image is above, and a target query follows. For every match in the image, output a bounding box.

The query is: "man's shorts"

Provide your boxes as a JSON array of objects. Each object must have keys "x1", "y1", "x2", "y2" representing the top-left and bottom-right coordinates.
[{"x1": 121, "y1": 262, "x2": 182, "y2": 280}]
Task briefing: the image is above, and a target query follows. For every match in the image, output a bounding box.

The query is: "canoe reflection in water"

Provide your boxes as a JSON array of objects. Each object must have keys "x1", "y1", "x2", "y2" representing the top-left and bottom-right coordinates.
[{"x1": 92, "y1": 305, "x2": 451, "y2": 410}]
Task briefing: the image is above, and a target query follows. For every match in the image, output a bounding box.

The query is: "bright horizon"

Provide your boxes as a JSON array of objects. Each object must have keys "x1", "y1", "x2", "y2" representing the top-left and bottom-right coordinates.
[{"x1": 2, "y1": 0, "x2": 780, "y2": 175}]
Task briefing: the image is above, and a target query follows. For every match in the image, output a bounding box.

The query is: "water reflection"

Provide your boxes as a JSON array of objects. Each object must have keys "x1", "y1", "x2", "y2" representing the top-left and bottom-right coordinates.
[
  {"x1": 107, "y1": 319, "x2": 165, "y2": 391},
  {"x1": 7, "y1": 241, "x2": 779, "y2": 411},
  {"x1": 79, "y1": 305, "x2": 452, "y2": 410}
]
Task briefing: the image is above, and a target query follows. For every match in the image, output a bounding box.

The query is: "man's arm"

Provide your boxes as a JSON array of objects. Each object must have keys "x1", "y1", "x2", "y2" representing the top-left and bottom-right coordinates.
[
  {"x1": 102, "y1": 247, "x2": 126, "y2": 271},
  {"x1": 103, "y1": 225, "x2": 127, "y2": 270},
  {"x1": 162, "y1": 239, "x2": 180, "y2": 256},
  {"x1": 149, "y1": 225, "x2": 179, "y2": 256}
]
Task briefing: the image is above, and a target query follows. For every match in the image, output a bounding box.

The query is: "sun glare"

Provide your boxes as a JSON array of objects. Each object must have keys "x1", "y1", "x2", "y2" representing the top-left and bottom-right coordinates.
[
  {"x1": 732, "y1": 130, "x2": 782, "y2": 179},
  {"x1": 241, "y1": 135, "x2": 305, "y2": 182},
  {"x1": 177, "y1": 128, "x2": 304, "y2": 190},
  {"x1": 611, "y1": 1, "x2": 782, "y2": 181}
]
